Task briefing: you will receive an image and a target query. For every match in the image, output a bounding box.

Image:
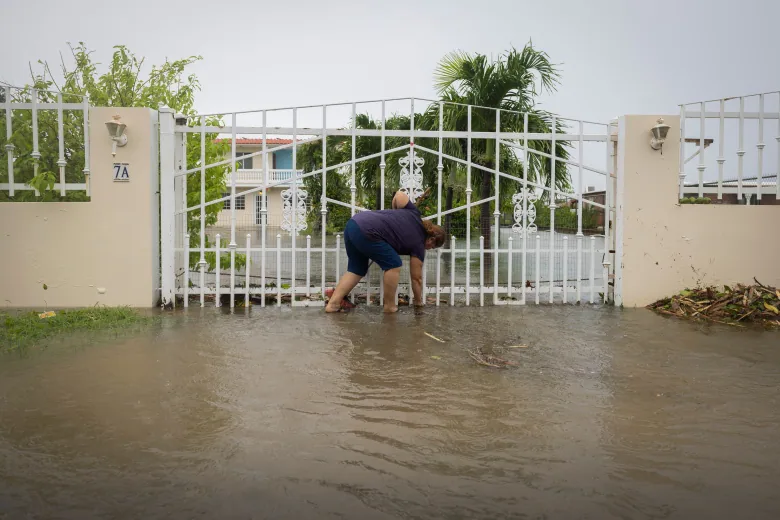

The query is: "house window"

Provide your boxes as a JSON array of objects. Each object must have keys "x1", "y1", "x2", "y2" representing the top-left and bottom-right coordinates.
[
  {"x1": 236, "y1": 152, "x2": 253, "y2": 170},
  {"x1": 223, "y1": 193, "x2": 246, "y2": 210}
]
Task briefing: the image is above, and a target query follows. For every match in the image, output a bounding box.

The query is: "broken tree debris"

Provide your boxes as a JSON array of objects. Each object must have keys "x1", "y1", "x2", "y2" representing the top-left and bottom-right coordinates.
[
  {"x1": 647, "y1": 279, "x2": 780, "y2": 327},
  {"x1": 466, "y1": 347, "x2": 520, "y2": 369}
]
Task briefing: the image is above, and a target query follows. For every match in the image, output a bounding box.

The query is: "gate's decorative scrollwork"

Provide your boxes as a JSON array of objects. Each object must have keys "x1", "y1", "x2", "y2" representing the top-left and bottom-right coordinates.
[
  {"x1": 398, "y1": 149, "x2": 425, "y2": 203},
  {"x1": 281, "y1": 188, "x2": 308, "y2": 235},
  {"x1": 511, "y1": 188, "x2": 538, "y2": 236}
]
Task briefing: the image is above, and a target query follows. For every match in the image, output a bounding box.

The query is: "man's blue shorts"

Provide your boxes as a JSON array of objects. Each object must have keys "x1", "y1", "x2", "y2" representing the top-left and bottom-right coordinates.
[{"x1": 343, "y1": 219, "x2": 402, "y2": 276}]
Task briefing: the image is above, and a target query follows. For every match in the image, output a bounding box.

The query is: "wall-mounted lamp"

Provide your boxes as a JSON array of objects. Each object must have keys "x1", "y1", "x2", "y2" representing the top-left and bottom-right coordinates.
[
  {"x1": 175, "y1": 113, "x2": 188, "y2": 126},
  {"x1": 650, "y1": 117, "x2": 670, "y2": 153},
  {"x1": 105, "y1": 115, "x2": 127, "y2": 157}
]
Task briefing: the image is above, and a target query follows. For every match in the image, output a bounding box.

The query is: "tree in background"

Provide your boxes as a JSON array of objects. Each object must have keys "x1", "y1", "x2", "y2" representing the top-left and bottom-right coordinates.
[
  {"x1": 431, "y1": 43, "x2": 571, "y2": 253},
  {"x1": 0, "y1": 43, "x2": 239, "y2": 271},
  {"x1": 296, "y1": 112, "x2": 440, "y2": 232}
]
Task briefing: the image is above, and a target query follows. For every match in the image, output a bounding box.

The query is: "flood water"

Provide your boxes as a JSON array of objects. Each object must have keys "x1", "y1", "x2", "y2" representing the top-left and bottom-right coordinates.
[{"x1": 1, "y1": 306, "x2": 779, "y2": 519}]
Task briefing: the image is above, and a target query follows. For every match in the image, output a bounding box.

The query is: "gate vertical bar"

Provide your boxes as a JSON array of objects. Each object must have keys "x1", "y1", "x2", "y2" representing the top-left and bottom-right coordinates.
[
  {"x1": 589, "y1": 236, "x2": 596, "y2": 303},
  {"x1": 737, "y1": 97, "x2": 745, "y2": 200},
  {"x1": 216, "y1": 234, "x2": 221, "y2": 306},
  {"x1": 262, "y1": 111, "x2": 268, "y2": 307},
  {"x1": 5, "y1": 87, "x2": 14, "y2": 197},
  {"x1": 479, "y1": 235, "x2": 484, "y2": 306},
  {"x1": 756, "y1": 93, "x2": 765, "y2": 201},
  {"x1": 614, "y1": 116, "x2": 626, "y2": 308},
  {"x1": 409, "y1": 99, "x2": 415, "y2": 308},
  {"x1": 450, "y1": 236, "x2": 456, "y2": 306},
  {"x1": 292, "y1": 108, "x2": 298, "y2": 304},
  {"x1": 534, "y1": 234, "x2": 540, "y2": 305},
  {"x1": 82, "y1": 95, "x2": 90, "y2": 197},
  {"x1": 562, "y1": 236, "x2": 568, "y2": 303},
  {"x1": 679, "y1": 105, "x2": 686, "y2": 200},
  {"x1": 717, "y1": 99, "x2": 725, "y2": 200},
  {"x1": 173, "y1": 120, "x2": 184, "y2": 294},
  {"x1": 229, "y1": 113, "x2": 237, "y2": 308},
  {"x1": 604, "y1": 121, "x2": 613, "y2": 303},
  {"x1": 245, "y1": 235, "x2": 251, "y2": 307},
  {"x1": 159, "y1": 106, "x2": 176, "y2": 307},
  {"x1": 306, "y1": 235, "x2": 311, "y2": 297},
  {"x1": 379, "y1": 101, "x2": 385, "y2": 306},
  {"x1": 548, "y1": 116, "x2": 556, "y2": 304},
  {"x1": 350, "y1": 103, "x2": 356, "y2": 216},
  {"x1": 577, "y1": 121, "x2": 584, "y2": 303},
  {"x1": 493, "y1": 110, "x2": 500, "y2": 305},
  {"x1": 697, "y1": 102, "x2": 706, "y2": 197},
  {"x1": 507, "y1": 236, "x2": 513, "y2": 299},
  {"x1": 199, "y1": 119, "x2": 206, "y2": 307},
  {"x1": 184, "y1": 234, "x2": 190, "y2": 306},
  {"x1": 777, "y1": 92, "x2": 780, "y2": 198},
  {"x1": 57, "y1": 93, "x2": 66, "y2": 196},
  {"x1": 380, "y1": 101, "x2": 386, "y2": 210},
  {"x1": 466, "y1": 106, "x2": 472, "y2": 306},
  {"x1": 521, "y1": 113, "x2": 528, "y2": 305},
  {"x1": 335, "y1": 234, "x2": 341, "y2": 284},
  {"x1": 276, "y1": 234, "x2": 281, "y2": 307},
  {"x1": 321, "y1": 106, "x2": 327, "y2": 298},
  {"x1": 180, "y1": 117, "x2": 188, "y2": 307},
  {"x1": 436, "y1": 101, "x2": 443, "y2": 306}
]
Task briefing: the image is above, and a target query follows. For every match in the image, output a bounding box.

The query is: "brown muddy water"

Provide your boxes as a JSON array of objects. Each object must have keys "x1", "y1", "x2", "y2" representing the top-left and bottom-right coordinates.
[{"x1": 1, "y1": 306, "x2": 779, "y2": 519}]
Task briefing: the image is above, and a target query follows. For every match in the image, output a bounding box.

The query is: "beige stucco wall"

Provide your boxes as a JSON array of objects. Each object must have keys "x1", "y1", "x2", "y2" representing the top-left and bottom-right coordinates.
[
  {"x1": 617, "y1": 115, "x2": 780, "y2": 307},
  {"x1": 0, "y1": 107, "x2": 159, "y2": 308}
]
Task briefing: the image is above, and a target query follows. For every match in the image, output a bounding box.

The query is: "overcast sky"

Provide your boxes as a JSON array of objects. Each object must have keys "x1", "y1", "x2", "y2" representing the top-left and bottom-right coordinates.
[
  {"x1": 2, "y1": 0, "x2": 778, "y2": 120},
  {"x1": 1, "y1": 0, "x2": 778, "y2": 190}
]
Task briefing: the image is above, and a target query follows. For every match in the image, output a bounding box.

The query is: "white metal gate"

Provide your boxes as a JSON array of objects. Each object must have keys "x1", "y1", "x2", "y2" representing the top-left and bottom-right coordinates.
[{"x1": 159, "y1": 98, "x2": 616, "y2": 309}]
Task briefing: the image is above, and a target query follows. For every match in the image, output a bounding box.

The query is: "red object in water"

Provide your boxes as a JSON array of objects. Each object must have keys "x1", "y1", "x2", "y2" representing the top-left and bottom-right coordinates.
[{"x1": 325, "y1": 288, "x2": 356, "y2": 309}]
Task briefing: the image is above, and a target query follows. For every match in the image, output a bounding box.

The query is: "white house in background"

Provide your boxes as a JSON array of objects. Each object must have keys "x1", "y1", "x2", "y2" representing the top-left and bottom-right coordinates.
[{"x1": 213, "y1": 138, "x2": 305, "y2": 228}]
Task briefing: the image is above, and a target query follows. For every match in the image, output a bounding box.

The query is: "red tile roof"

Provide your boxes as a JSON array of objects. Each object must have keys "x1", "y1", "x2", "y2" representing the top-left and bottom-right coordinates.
[{"x1": 214, "y1": 138, "x2": 293, "y2": 145}]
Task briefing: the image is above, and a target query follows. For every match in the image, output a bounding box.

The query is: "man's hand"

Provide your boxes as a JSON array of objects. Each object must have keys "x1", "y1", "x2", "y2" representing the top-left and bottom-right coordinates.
[{"x1": 410, "y1": 256, "x2": 424, "y2": 307}]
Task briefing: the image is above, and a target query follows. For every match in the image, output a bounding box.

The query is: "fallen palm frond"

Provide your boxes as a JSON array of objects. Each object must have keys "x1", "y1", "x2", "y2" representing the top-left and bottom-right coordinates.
[
  {"x1": 466, "y1": 346, "x2": 520, "y2": 369},
  {"x1": 647, "y1": 279, "x2": 780, "y2": 327}
]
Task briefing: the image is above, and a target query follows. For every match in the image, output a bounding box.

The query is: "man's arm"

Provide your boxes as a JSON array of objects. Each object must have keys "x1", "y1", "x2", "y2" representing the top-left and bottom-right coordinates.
[{"x1": 410, "y1": 256, "x2": 424, "y2": 306}]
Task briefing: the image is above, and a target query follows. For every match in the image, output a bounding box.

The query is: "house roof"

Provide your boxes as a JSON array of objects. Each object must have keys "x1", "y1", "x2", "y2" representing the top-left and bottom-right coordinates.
[{"x1": 214, "y1": 138, "x2": 293, "y2": 145}]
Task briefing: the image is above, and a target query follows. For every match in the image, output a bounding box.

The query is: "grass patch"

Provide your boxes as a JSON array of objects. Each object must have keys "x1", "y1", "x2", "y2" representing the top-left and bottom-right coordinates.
[{"x1": 0, "y1": 306, "x2": 155, "y2": 352}]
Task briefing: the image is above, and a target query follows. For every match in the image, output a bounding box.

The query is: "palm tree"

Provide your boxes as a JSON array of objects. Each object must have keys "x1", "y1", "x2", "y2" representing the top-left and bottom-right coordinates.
[{"x1": 431, "y1": 43, "x2": 571, "y2": 255}]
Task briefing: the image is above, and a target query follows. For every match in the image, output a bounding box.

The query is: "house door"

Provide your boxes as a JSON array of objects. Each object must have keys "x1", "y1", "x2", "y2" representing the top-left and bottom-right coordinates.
[{"x1": 255, "y1": 194, "x2": 261, "y2": 225}]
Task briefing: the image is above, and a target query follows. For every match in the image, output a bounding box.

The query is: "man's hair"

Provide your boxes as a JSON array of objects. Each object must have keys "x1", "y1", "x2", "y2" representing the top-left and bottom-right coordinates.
[{"x1": 422, "y1": 220, "x2": 446, "y2": 248}]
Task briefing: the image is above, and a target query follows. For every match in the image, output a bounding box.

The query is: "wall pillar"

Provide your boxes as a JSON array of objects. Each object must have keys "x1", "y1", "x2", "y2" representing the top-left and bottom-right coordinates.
[
  {"x1": 0, "y1": 107, "x2": 160, "y2": 308},
  {"x1": 616, "y1": 114, "x2": 779, "y2": 307}
]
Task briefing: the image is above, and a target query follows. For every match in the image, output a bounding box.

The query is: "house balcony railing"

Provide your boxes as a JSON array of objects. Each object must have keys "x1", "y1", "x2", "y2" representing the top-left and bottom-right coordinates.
[{"x1": 226, "y1": 169, "x2": 304, "y2": 187}]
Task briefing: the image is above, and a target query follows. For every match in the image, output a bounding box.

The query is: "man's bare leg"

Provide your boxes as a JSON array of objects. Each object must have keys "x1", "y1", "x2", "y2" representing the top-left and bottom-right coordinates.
[
  {"x1": 383, "y1": 268, "x2": 400, "y2": 313},
  {"x1": 325, "y1": 272, "x2": 362, "y2": 312}
]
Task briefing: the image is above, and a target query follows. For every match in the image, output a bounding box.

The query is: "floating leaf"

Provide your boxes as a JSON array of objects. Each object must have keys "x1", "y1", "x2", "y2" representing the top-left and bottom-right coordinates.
[
  {"x1": 38, "y1": 311, "x2": 56, "y2": 319},
  {"x1": 506, "y1": 345, "x2": 528, "y2": 348},
  {"x1": 680, "y1": 290, "x2": 692, "y2": 297},
  {"x1": 764, "y1": 303, "x2": 779, "y2": 315},
  {"x1": 430, "y1": 355, "x2": 441, "y2": 360},
  {"x1": 42, "y1": 283, "x2": 48, "y2": 290}
]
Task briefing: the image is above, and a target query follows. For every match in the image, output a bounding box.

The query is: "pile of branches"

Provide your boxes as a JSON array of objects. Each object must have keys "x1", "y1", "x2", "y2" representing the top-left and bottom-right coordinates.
[{"x1": 648, "y1": 279, "x2": 780, "y2": 326}]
